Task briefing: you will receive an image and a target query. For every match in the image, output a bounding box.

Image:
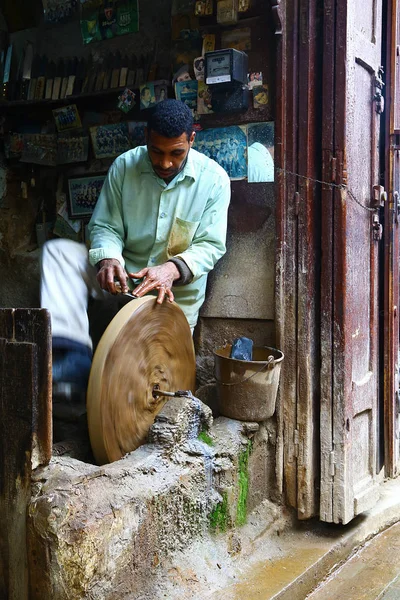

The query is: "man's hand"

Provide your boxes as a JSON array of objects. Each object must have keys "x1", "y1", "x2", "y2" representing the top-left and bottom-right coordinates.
[
  {"x1": 96, "y1": 258, "x2": 129, "y2": 294},
  {"x1": 130, "y1": 262, "x2": 180, "y2": 304}
]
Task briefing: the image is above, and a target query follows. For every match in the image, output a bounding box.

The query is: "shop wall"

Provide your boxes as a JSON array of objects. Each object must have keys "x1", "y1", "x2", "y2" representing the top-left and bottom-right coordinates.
[{"x1": 0, "y1": 0, "x2": 276, "y2": 381}]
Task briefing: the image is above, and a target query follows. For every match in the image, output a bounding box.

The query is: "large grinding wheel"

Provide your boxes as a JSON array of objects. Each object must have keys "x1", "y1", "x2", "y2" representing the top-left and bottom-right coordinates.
[{"x1": 87, "y1": 296, "x2": 196, "y2": 464}]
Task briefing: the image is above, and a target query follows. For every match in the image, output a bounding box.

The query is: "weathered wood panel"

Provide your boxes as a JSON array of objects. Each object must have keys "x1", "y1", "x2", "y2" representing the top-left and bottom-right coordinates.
[
  {"x1": 0, "y1": 308, "x2": 51, "y2": 599},
  {"x1": 320, "y1": 0, "x2": 382, "y2": 524},
  {"x1": 0, "y1": 339, "x2": 37, "y2": 599},
  {"x1": 274, "y1": 0, "x2": 320, "y2": 518},
  {"x1": 383, "y1": 0, "x2": 400, "y2": 480},
  {"x1": 0, "y1": 309, "x2": 52, "y2": 468},
  {"x1": 296, "y1": 0, "x2": 320, "y2": 519}
]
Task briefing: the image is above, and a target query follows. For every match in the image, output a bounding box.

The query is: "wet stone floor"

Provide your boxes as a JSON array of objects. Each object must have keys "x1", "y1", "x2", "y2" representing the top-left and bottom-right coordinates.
[{"x1": 307, "y1": 521, "x2": 400, "y2": 600}]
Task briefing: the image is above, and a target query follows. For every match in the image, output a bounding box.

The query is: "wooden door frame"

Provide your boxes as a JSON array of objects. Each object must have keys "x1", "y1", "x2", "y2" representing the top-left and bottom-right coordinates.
[
  {"x1": 273, "y1": 0, "x2": 321, "y2": 518},
  {"x1": 383, "y1": 0, "x2": 400, "y2": 478}
]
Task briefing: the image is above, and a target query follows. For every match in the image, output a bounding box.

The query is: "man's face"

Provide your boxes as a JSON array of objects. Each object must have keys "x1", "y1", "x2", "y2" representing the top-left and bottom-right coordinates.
[
  {"x1": 142, "y1": 89, "x2": 151, "y2": 102},
  {"x1": 177, "y1": 72, "x2": 191, "y2": 82},
  {"x1": 146, "y1": 130, "x2": 195, "y2": 182}
]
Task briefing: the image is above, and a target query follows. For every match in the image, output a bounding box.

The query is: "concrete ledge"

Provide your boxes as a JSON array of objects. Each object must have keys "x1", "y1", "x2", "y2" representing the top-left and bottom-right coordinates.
[
  {"x1": 27, "y1": 397, "x2": 275, "y2": 599},
  {"x1": 273, "y1": 478, "x2": 400, "y2": 600},
  {"x1": 166, "y1": 477, "x2": 400, "y2": 600}
]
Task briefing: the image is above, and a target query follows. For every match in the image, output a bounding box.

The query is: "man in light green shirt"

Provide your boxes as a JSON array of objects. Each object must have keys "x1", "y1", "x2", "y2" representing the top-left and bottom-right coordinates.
[{"x1": 41, "y1": 100, "x2": 230, "y2": 402}]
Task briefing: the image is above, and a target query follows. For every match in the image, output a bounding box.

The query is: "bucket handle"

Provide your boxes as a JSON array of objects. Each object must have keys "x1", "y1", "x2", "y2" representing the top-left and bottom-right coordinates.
[{"x1": 215, "y1": 355, "x2": 275, "y2": 386}]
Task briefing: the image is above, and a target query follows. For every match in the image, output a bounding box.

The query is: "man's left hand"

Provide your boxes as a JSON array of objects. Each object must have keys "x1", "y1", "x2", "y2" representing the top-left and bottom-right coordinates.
[{"x1": 129, "y1": 262, "x2": 180, "y2": 304}]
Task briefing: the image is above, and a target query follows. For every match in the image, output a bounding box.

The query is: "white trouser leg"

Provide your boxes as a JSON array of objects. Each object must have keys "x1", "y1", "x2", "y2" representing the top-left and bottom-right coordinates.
[{"x1": 40, "y1": 239, "x2": 102, "y2": 349}]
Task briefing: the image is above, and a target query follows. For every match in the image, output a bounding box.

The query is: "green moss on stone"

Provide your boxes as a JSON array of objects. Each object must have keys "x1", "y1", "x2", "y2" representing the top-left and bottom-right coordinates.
[
  {"x1": 198, "y1": 431, "x2": 214, "y2": 446},
  {"x1": 209, "y1": 492, "x2": 230, "y2": 532},
  {"x1": 236, "y1": 441, "x2": 252, "y2": 526}
]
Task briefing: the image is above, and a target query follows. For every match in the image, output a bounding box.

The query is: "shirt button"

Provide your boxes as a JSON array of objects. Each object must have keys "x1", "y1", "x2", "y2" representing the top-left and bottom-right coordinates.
[{"x1": 160, "y1": 212, "x2": 167, "y2": 218}]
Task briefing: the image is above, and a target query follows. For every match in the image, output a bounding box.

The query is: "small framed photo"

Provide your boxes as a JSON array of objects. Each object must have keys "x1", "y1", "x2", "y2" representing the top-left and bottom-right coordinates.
[
  {"x1": 89, "y1": 123, "x2": 131, "y2": 159},
  {"x1": 117, "y1": 88, "x2": 136, "y2": 113},
  {"x1": 53, "y1": 104, "x2": 82, "y2": 132},
  {"x1": 67, "y1": 174, "x2": 106, "y2": 219},
  {"x1": 139, "y1": 82, "x2": 157, "y2": 110}
]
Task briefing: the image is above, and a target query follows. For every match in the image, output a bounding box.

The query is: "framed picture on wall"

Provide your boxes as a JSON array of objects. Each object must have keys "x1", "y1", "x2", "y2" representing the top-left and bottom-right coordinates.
[
  {"x1": 89, "y1": 123, "x2": 131, "y2": 159},
  {"x1": 67, "y1": 174, "x2": 106, "y2": 219}
]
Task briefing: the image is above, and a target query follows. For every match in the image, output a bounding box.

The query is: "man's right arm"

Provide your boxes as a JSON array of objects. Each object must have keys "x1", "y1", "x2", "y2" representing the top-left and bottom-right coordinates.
[
  {"x1": 88, "y1": 160, "x2": 126, "y2": 270},
  {"x1": 88, "y1": 159, "x2": 128, "y2": 293}
]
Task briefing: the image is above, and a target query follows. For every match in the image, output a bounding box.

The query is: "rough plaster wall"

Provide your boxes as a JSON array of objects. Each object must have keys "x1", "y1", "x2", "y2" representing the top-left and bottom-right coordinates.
[
  {"x1": 2, "y1": 2, "x2": 278, "y2": 342},
  {"x1": 195, "y1": 318, "x2": 275, "y2": 390},
  {"x1": 0, "y1": 0, "x2": 173, "y2": 308},
  {"x1": 201, "y1": 181, "x2": 275, "y2": 320},
  {"x1": 195, "y1": 181, "x2": 276, "y2": 382}
]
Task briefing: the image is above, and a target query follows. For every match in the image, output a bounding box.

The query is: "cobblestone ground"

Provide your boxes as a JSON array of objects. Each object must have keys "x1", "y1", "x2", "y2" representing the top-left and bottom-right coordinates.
[{"x1": 307, "y1": 521, "x2": 400, "y2": 600}]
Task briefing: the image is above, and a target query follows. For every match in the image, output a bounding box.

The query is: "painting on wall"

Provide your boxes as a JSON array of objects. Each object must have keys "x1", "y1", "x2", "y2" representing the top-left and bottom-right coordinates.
[
  {"x1": 139, "y1": 83, "x2": 157, "y2": 110},
  {"x1": 53, "y1": 104, "x2": 82, "y2": 132},
  {"x1": 128, "y1": 122, "x2": 146, "y2": 147},
  {"x1": 68, "y1": 174, "x2": 106, "y2": 219},
  {"x1": 175, "y1": 80, "x2": 198, "y2": 112},
  {"x1": 247, "y1": 122, "x2": 274, "y2": 183},
  {"x1": 80, "y1": 0, "x2": 139, "y2": 45},
  {"x1": 58, "y1": 136, "x2": 89, "y2": 164},
  {"x1": 221, "y1": 27, "x2": 251, "y2": 51},
  {"x1": 21, "y1": 134, "x2": 58, "y2": 166},
  {"x1": 90, "y1": 122, "x2": 131, "y2": 159},
  {"x1": 193, "y1": 125, "x2": 247, "y2": 180}
]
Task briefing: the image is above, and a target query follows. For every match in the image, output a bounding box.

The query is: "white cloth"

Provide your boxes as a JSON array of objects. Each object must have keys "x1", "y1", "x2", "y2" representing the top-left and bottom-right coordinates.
[
  {"x1": 40, "y1": 238, "x2": 103, "y2": 349},
  {"x1": 247, "y1": 142, "x2": 274, "y2": 183}
]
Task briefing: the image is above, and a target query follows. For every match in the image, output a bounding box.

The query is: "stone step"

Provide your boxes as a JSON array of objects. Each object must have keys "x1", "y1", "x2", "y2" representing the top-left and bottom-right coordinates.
[{"x1": 158, "y1": 478, "x2": 400, "y2": 600}]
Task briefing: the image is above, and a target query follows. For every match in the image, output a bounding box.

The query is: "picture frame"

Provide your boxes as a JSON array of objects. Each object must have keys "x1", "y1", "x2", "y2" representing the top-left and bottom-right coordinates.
[
  {"x1": 67, "y1": 174, "x2": 106, "y2": 219},
  {"x1": 52, "y1": 104, "x2": 82, "y2": 132},
  {"x1": 193, "y1": 125, "x2": 248, "y2": 180},
  {"x1": 89, "y1": 122, "x2": 131, "y2": 159}
]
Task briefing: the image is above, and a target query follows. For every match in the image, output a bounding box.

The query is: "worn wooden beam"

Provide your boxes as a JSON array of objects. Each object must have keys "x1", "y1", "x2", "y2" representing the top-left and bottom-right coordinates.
[
  {"x1": 0, "y1": 308, "x2": 52, "y2": 600},
  {"x1": 0, "y1": 338, "x2": 37, "y2": 599},
  {"x1": 0, "y1": 308, "x2": 52, "y2": 468}
]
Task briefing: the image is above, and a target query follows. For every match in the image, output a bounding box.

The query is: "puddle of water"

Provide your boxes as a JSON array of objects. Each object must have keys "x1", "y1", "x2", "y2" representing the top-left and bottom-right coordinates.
[{"x1": 212, "y1": 547, "x2": 328, "y2": 600}]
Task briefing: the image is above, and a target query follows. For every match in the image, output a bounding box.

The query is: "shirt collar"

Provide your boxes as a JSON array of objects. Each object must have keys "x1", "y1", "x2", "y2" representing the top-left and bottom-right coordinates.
[{"x1": 139, "y1": 146, "x2": 197, "y2": 182}]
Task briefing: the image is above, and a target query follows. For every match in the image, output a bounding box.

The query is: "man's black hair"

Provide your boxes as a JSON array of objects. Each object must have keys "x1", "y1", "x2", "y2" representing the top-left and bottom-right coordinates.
[
  {"x1": 147, "y1": 99, "x2": 194, "y2": 140},
  {"x1": 141, "y1": 86, "x2": 150, "y2": 97}
]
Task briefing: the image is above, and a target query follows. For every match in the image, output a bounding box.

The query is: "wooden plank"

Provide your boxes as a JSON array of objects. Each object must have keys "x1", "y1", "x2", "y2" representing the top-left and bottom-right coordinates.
[
  {"x1": 279, "y1": 0, "x2": 300, "y2": 512},
  {"x1": 0, "y1": 309, "x2": 52, "y2": 468},
  {"x1": 296, "y1": 0, "x2": 320, "y2": 519},
  {"x1": 272, "y1": 0, "x2": 286, "y2": 497},
  {"x1": 0, "y1": 338, "x2": 37, "y2": 600},
  {"x1": 328, "y1": 0, "x2": 381, "y2": 524},
  {"x1": 383, "y1": 0, "x2": 400, "y2": 479},
  {"x1": 319, "y1": 0, "x2": 337, "y2": 523}
]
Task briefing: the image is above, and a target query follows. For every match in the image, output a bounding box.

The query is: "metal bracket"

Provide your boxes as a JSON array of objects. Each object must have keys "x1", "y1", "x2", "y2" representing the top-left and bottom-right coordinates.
[
  {"x1": 394, "y1": 191, "x2": 400, "y2": 225},
  {"x1": 372, "y1": 213, "x2": 383, "y2": 241},
  {"x1": 329, "y1": 451, "x2": 335, "y2": 477},
  {"x1": 355, "y1": 59, "x2": 385, "y2": 114},
  {"x1": 269, "y1": 0, "x2": 283, "y2": 35},
  {"x1": 374, "y1": 66, "x2": 385, "y2": 114},
  {"x1": 372, "y1": 184, "x2": 387, "y2": 208}
]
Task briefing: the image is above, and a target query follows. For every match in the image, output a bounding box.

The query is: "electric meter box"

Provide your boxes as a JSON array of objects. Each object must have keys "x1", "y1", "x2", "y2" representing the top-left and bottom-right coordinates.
[{"x1": 205, "y1": 48, "x2": 248, "y2": 87}]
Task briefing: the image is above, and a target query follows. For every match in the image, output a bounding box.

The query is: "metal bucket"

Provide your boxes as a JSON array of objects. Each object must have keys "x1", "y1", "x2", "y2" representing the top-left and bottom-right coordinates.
[{"x1": 214, "y1": 345, "x2": 284, "y2": 422}]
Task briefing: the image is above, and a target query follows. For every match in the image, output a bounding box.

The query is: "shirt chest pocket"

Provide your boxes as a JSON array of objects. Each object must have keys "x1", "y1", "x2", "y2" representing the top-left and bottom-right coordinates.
[{"x1": 167, "y1": 217, "x2": 200, "y2": 258}]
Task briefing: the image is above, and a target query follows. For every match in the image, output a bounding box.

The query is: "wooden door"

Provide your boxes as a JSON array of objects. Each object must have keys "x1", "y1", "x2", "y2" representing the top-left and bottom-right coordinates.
[
  {"x1": 384, "y1": 0, "x2": 400, "y2": 478},
  {"x1": 320, "y1": 0, "x2": 383, "y2": 524}
]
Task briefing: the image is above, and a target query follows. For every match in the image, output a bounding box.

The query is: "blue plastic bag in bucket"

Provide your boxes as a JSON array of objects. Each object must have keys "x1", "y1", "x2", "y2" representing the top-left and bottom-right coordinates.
[{"x1": 214, "y1": 345, "x2": 284, "y2": 421}]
